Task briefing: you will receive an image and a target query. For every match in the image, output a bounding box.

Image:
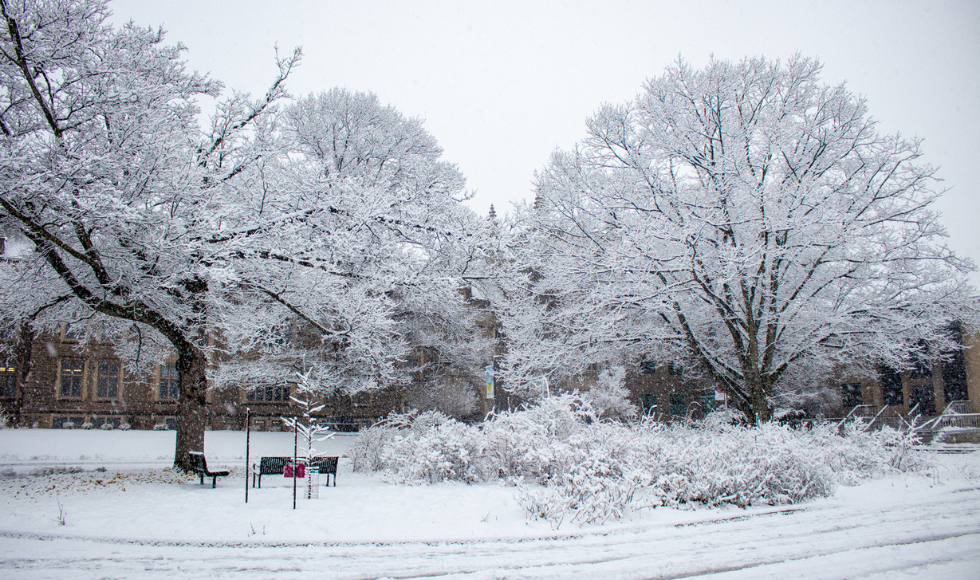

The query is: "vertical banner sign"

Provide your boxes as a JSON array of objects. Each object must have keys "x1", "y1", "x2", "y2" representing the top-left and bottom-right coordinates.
[{"x1": 485, "y1": 365, "x2": 495, "y2": 399}]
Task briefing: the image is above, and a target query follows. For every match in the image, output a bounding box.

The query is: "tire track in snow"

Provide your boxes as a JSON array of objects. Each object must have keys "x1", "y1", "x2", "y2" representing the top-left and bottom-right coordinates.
[
  {"x1": 2, "y1": 481, "x2": 978, "y2": 579},
  {"x1": 2, "y1": 497, "x2": 978, "y2": 580}
]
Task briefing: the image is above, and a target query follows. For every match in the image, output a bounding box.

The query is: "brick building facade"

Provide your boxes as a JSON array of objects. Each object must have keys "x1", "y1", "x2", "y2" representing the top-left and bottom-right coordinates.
[
  {"x1": 0, "y1": 324, "x2": 407, "y2": 431},
  {"x1": 2, "y1": 318, "x2": 978, "y2": 430}
]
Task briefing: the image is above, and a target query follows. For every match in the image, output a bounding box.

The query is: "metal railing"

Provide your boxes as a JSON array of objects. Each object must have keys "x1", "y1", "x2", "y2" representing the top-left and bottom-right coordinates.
[
  {"x1": 836, "y1": 404, "x2": 875, "y2": 431},
  {"x1": 928, "y1": 413, "x2": 980, "y2": 431},
  {"x1": 920, "y1": 400, "x2": 978, "y2": 432},
  {"x1": 943, "y1": 400, "x2": 974, "y2": 415},
  {"x1": 865, "y1": 405, "x2": 890, "y2": 432},
  {"x1": 826, "y1": 399, "x2": 980, "y2": 443}
]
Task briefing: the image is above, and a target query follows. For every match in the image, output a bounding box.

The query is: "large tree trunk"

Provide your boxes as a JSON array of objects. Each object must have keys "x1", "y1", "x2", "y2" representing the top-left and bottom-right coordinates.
[
  {"x1": 751, "y1": 382, "x2": 773, "y2": 424},
  {"x1": 14, "y1": 322, "x2": 34, "y2": 427},
  {"x1": 174, "y1": 344, "x2": 209, "y2": 472}
]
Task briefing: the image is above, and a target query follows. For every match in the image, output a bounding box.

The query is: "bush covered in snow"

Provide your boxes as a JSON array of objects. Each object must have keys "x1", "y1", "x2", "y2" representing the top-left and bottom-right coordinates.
[
  {"x1": 349, "y1": 410, "x2": 493, "y2": 484},
  {"x1": 581, "y1": 367, "x2": 636, "y2": 421},
  {"x1": 351, "y1": 395, "x2": 929, "y2": 528}
]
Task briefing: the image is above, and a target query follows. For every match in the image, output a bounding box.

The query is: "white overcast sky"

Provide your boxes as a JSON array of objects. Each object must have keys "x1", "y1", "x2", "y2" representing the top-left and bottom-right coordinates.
[{"x1": 108, "y1": 0, "x2": 980, "y2": 287}]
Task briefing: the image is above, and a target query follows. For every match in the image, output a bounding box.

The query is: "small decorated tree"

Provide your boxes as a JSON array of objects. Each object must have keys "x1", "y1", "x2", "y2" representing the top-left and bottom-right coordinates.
[{"x1": 280, "y1": 369, "x2": 334, "y2": 460}]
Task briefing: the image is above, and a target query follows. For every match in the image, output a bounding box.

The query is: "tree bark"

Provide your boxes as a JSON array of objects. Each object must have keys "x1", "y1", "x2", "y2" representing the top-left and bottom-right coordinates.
[
  {"x1": 13, "y1": 321, "x2": 33, "y2": 427},
  {"x1": 173, "y1": 343, "x2": 209, "y2": 472},
  {"x1": 751, "y1": 382, "x2": 773, "y2": 423}
]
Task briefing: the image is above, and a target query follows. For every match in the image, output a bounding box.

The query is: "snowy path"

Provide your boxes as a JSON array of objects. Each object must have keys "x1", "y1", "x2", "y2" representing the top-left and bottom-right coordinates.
[{"x1": 3, "y1": 482, "x2": 978, "y2": 579}]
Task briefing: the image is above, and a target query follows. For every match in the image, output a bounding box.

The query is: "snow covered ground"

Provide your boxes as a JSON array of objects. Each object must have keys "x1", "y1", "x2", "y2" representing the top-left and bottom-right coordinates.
[{"x1": 0, "y1": 429, "x2": 978, "y2": 579}]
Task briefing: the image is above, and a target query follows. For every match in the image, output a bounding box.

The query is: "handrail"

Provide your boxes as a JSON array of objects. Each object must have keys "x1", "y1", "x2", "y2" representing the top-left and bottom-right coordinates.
[
  {"x1": 942, "y1": 400, "x2": 973, "y2": 415},
  {"x1": 901, "y1": 403, "x2": 923, "y2": 431},
  {"x1": 935, "y1": 413, "x2": 980, "y2": 430},
  {"x1": 837, "y1": 404, "x2": 874, "y2": 430},
  {"x1": 918, "y1": 401, "x2": 975, "y2": 432},
  {"x1": 864, "y1": 405, "x2": 890, "y2": 432},
  {"x1": 907, "y1": 402, "x2": 921, "y2": 418}
]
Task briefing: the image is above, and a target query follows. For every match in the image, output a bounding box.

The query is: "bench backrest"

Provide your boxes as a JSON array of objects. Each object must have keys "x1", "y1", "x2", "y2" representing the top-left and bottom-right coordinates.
[
  {"x1": 257, "y1": 456, "x2": 337, "y2": 475},
  {"x1": 188, "y1": 451, "x2": 207, "y2": 472},
  {"x1": 310, "y1": 456, "x2": 338, "y2": 474},
  {"x1": 259, "y1": 456, "x2": 291, "y2": 474}
]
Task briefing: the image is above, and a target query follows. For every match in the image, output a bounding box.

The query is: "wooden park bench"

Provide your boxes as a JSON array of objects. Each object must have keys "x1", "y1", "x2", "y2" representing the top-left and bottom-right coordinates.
[
  {"x1": 252, "y1": 455, "x2": 339, "y2": 488},
  {"x1": 188, "y1": 451, "x2": 230, "y2": 488}
]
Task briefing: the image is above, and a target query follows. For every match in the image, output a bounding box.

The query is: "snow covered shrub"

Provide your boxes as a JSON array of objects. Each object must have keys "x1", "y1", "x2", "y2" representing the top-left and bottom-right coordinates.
[
  {"x1": 349, "y1": 412, "x2": 410, "y2": 473},
  {"x1": 81, "y1": 422, "x2": 93, "y2": 430},
  {"x1": 0, "y1": 408, "x2": 8, "y2": 429},
  {"x1": 516, "y1": 422, "x2": 646, "y2": 527},
  {"x1": 517, "y1": 483, "x2": 575, "y2": 529},
  {"x1": 353, "y1": 395, "x2": 926, "y2": 528},
  {"x1": 583, "y1": 367, "x2": 636, "y2": 421},
  {"x1": 865, "y1": 424, "x2": 928, "y2": 473},
  {"x1": 404, "y1": 378, "x2": 479, "y2": 420},
  {"x1": 481, "y1": 394, "x2": 593, "y2": 481},
  {"x1": 31, "y1": 466, "x2": 84, "y2": 476},
  {"x1": 351, "y1": 410, "x2": 491, "y2": 483},
  {"x1": 348, "y1": 425, "x2": 392, "y2": 472},
  {"x1": 806, "y1": 421, "x2": 929, "y2": 484},
  {"x1": 118, "y1": 422, "x2": 131, "y2": 430},
  {"x1": 381, "y1": 418, "x2": 489, "y2": 484},
  {"x1": 645, "y1": 421, "x2": 837, "y2": 508}
]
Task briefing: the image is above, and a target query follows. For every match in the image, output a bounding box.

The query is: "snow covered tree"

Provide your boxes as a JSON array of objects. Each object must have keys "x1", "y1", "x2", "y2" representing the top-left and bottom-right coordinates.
[
  {"x1": 403, "y1": 369, "x2": 480, "y2": 420},
  {"x1": 505, "y1": 56, "x2": 975, "y2": 423},
  {"x1": 0, "y1": 1, "x2": 484, "y2": 469},
  {"x1": 280, "y1": 369, "x2": 332, "y2": 459},
  {"x1": 212, "y1": 88, "x2": 489, "y2": 395},
  {"x1": 0, "y1": 0, "x2": 259, "y2": 468}
]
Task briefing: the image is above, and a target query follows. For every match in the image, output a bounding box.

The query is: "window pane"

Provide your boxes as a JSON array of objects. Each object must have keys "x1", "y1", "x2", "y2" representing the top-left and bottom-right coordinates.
[
  {"x1": 247, "y1": 383, "x2": 289, "y2": 402},
  {"x1": 641, "y1": 394, "x2": 657, "y2": 414},
  {"x1": 60, "y1": 360, "x2": 83, "y2": 398},
  {"x1": 97, "y1": 362, "x2": 119, "y2": 398},
  {"x1": 54, "y1": 416, "x2": 83, "y2": 428},
  {"x1": 701, "y1": 394, "x2": 717, "y2": 412},
  {"x1": 64, "y1": 324, "x2": 85, "y2": 340},
  {"x1": 60, "y1": 376, "x2": 81, "y2": 397},
  {"x1": 670, "y1": 394, "x2": 685, "y2": 415},
  {"x1": 881, "y1": 368, "x2": 903, "y2": 406},
  {"x1": 158, "y1": 365, "x2": 179, "y2": 399},
  {"x1": 841, "y1": 383, "x2": 863, "y2": 408},
  {"x1": 0, "y1": 364, "x2": 15, "y2": 397}
]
